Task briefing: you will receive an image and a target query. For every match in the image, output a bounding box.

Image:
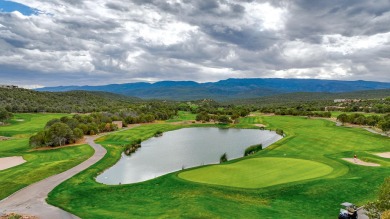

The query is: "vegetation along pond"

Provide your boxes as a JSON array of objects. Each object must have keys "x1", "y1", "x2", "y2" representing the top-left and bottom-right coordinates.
[{"x1": 96, "y1": 127, "x2": 282, "y2": 184}]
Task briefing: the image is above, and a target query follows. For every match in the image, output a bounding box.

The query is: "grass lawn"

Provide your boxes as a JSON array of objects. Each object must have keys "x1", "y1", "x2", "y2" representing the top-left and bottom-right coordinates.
[
  {"x1": 179, "y1": 157, "x2": 333, "y2": 188},
  {"x1": 0, "y1": 113, "x2": 94, "y2": 199},
  {"x1": 166, "y1": 111, "x2": 197, "y2": 122},
  {"x1": 0, "y1": 113, "x2": 68, "y2": 138},
  {"x1": 47, "y1": 115, "x2": 390, "y2": 218}
]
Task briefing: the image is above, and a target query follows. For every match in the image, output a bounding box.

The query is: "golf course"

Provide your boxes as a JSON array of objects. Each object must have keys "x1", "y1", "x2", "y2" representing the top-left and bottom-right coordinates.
[
  {"x1": 35, "y1": 113, "x2": 389, "y2": 218},
  {"x1": 0, "y1": 113, "x2": 94, "y2": 200}
]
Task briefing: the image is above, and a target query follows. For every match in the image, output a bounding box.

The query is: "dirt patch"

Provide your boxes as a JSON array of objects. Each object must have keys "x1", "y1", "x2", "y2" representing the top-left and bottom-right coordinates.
[
  {"x1": 0, "y1": 213, "x2": 38, "y2": 219},
  {"x1": 0, "y1": 156, "x2": 26, "y2": 171},
  {"x1": 0, "y1": 136, "x2": 11, "y2": 141},
  {"x1": 375, "y1": 152, "x2": 390, "y2": 158},
  {"x1": 342, "y1": 158, "x2": 380, "y2": 167}
]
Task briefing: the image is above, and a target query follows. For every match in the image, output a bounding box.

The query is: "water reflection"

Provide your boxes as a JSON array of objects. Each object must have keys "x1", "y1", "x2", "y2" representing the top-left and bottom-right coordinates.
[{"x1": 96, "y1": 127, "x2": 282, "y2": 184}]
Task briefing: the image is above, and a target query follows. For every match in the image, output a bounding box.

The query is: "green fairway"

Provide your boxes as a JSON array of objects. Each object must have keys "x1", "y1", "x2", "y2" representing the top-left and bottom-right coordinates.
[
  {"x1": 47, "y1": 115, "x2": 390, "y2": 218},
  {"x1": 0, "y1": 113, "x2": 68, "y2": 138},
  {"x1": 0, "y1": 144, "x2": 93, "y2": 199},
  {"x1": 179, "y1": 158, "x2": 333, "y2": 188},
  {"x1": 166, "y1": 111, "x2": 197, "y2": 122},
  {"x1": 0, "y1": 113, "x2": 93, "y2": 199}
]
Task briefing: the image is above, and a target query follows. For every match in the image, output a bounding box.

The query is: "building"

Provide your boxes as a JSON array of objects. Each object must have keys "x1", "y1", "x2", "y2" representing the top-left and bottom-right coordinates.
[
  {"x1": 0, "y1": 85, "x2": 18, "y2": 89},
  {"x1": 333, "y1": 99, "x2": 361, "y2": 103}
]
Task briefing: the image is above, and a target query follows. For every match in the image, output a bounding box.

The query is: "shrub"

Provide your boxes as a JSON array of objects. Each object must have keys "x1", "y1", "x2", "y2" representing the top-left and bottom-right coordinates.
[
  {"x1": 154, "y1": 130, "x2": 163, "y2": 137},
  {"x1": 276, "y1": 128, "x2": 284, "y2": 136},
  {"x1": 220, "y1": 153, "x2": 228, "y2": 163},
  {"x1": 124, "y1": 139, "x2": 142, "y2": 156},
  {"x1": 244, "y1": 144, "x2": 262, "y2": 156}
]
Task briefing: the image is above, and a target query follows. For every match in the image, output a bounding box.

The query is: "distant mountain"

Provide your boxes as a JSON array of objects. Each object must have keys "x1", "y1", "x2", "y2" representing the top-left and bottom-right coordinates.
[{"x1": 37, "y1": 78, "x2": 390, "y2": 101}]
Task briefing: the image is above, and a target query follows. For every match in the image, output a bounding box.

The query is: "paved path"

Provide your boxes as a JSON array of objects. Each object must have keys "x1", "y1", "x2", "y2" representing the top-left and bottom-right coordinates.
[{"x1": 0, "y1": 135, "x2": 106, "y2": 219}]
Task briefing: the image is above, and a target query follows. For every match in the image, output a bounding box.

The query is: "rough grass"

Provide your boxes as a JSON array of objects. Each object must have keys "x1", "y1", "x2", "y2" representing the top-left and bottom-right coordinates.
[
  {"x1": 179, "y1": 157, "x2": 333, "y2": 188},
  {"x1": 47, "y1": 115, "x2": 390, "y2": 218},
  {"x1": 0, "y1": 113, "x2": 93, "y2": 199}
]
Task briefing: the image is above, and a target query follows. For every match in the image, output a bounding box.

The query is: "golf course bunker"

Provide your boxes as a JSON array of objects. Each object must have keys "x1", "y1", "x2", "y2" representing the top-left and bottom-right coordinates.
[
  {"x1": 179, "y1": 157, "x2": 333, "y2": 189},
  {"x1": 0, "y1": 156, "x2": 26, "y2": 171},
  {"x1": 97, "y1": 127, "x2": 282, "y2": 184},
  {"x1": 375, "y1": 152, "x2": 390, "y2": 158},
  {"x1": 342, "y1": 158, "x2": 380, "y2": 166}
]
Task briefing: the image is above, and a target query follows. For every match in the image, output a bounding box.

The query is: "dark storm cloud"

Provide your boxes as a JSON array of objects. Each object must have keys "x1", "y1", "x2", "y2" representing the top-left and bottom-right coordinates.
[{"x1": 0, "y1": 0, "x2": 389, "y2": 87}]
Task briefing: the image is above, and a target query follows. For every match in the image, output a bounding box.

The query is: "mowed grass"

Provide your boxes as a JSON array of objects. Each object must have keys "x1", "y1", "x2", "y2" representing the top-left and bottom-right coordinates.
[
  {"x1": 0, "y1": 113, "x2": 68, "y2": 138},
  {"x1": 0, "y1": 144, "x2": 93, "y2": 199},
  {"x1": 0, "y1": 113, "x2": 94, "y2": 199},
  {"x1": 48, "y1": 115, "x2": 390, "y2": 218},
  {"x1": 179, "y1": 158, "x2": 333, "y2": 188},
  {"x1": 166, "y1": 111, "x2": 197, "y2": 122}
]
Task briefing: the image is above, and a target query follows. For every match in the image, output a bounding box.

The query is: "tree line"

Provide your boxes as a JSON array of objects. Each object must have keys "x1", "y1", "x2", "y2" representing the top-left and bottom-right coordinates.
[
  {"x1": 29, "y1": 106, "x2": 178, "y2": 147},
  {"x1": 337, "y1": 113, "x2": 390, "y2": 132},
  {"x1": 0, "y1": 88, "x2": 139, "y2": 113}
]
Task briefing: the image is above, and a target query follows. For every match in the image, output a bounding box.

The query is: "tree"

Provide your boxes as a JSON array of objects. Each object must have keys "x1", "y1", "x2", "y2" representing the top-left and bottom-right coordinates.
[
  {"x1": 72, "y1": 128, "x2": 84, "y2": 141},
  {"x1": 0, "y1": 107, "x2": 12, "y2": 122},
  {"x1": 217, "y1": 115, "x2": 231, "y2": 124},
  {"x1": 378, "y1": 120, "x2": 390, "y2": 132},
  {"x1": 47, "y1": 122, "x2": 73, "y2": 146},
  {"x1": 29, "y1": 131, "x2": 47, "y2": 148},
  {"x1": 45, "y1": 118, "x2": 61, "y2": 128},
  {"x1": 220, "y1": 153, "x2": 228, "y2": 163},
  {"x1": 337, "y1": 113, "x2": 349, "y2": 125},
  {"x1": 365, "y1": 177, "x2": 390, "y2": 219}
]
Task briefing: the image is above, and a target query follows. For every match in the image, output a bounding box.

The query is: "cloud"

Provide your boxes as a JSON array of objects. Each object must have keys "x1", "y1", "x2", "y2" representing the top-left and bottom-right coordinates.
[{"x1": 0, "y1": 0, "x2": 389, "y2": 86}]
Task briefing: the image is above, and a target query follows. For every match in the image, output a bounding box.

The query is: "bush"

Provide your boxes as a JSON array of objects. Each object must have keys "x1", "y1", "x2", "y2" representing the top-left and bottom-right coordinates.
[
  {"x1": 276, "y1": 128, "x2": 284, "y2": 136},
  {"x1": 124, "y1": 139, "x2": 142, "y2": 156},
  {"x1": 244, "y1": 144, "x2": 262, "y2": 156},
  {"x1": 220, "y1": 153, "x2": 228, "y2": 163},
  {"x1": 154, "y1": 130, "x2": 163, "y2": 137}
]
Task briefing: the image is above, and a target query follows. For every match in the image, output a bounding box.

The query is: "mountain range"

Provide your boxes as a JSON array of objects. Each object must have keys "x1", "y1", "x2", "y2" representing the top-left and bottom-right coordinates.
[{"x1": 37, "y1": 78, "x2": 390, "y2": 101}]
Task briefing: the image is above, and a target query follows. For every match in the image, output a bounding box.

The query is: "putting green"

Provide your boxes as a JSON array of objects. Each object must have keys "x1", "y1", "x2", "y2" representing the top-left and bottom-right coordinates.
[{"x1": 179, "y1": 157, "x2": 333, "y2": 189}]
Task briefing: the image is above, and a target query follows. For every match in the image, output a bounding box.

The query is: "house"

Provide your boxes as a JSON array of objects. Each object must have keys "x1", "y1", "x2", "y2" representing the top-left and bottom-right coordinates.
[
  {"x1": 0, "y1": 85, "x2": 18, "y2": 89},
  {"x1": 112, "y1": 121, "x2": 123, "y2": 129},
  {"x1": 334, "y1": 99, "x2": 361, "y2": 103}
]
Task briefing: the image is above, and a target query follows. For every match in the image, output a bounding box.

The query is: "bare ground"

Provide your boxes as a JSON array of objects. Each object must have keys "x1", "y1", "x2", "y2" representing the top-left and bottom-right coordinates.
[
  {"x1": 375, "y1": 152, "x2": 390, "y2": 158},
  {"x1": 0, "y1": 156, "x2": 26, "y2": 171},
  {"x1": 342, "y1": 158, "x2": 380, "y2": 166}
]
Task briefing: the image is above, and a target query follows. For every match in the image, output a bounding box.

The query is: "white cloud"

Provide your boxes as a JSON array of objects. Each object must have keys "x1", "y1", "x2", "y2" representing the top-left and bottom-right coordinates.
[
  {"x1": 0, "y1": 0, "x2": 390, "y2": 86},
  {"x1": 322, "y1": 33, "x2": 390, "y2": 55},
  {"x1": 243, "y1": 2, "x2": 288, "y2": 31}
]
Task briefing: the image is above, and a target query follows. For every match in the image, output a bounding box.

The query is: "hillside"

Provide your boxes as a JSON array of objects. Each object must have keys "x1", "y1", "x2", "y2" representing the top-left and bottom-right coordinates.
[
  {"x1": 0, "y1": 88, "x2": 140, "y2": 113},
  {"x1": 37, "y1": 78, "x2": 390, "y2": 101},
  {"x1": 230, "y1": 89, "x2": 390, "y2": 106}
]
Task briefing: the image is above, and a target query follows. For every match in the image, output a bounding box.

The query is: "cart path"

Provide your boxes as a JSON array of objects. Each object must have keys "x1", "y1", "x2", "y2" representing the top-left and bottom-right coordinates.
[{"x1": 0, "y1": 135, "x2": 106, "y2": 219}]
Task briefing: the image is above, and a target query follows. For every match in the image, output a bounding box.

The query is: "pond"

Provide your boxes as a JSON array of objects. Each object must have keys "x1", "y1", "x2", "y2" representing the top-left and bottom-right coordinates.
[{"x1": 96, "y1": 127, "x2": 282, "y2": 185}]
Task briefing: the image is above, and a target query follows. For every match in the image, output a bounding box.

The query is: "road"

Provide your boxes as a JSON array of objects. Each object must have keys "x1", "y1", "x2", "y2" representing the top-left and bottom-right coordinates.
[{"x1": 0, "y1": 135, "x2": 106, "y2": 219}]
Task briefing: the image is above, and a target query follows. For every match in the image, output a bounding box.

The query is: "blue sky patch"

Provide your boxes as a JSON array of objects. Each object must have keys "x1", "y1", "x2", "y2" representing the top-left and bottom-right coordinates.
[{"x1": 0, "y1": 0, "x2": 36, "y2": 16}]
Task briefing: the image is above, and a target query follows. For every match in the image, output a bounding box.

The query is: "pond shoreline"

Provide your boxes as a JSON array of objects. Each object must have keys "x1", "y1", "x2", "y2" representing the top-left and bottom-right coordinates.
[{"x1": 96, "y1": 127, "x2": 282, "y2": 185}]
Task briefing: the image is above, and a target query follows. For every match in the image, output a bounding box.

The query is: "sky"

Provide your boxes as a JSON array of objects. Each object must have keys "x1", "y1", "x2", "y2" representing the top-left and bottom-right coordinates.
[{"x1": 0, "y1": 0, "x2": 390, "y2": 88}]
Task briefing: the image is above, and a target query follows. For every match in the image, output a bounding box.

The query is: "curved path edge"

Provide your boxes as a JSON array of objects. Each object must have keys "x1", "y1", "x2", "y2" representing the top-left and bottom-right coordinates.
[{"x1": 0, "y1": 134, "x2": 108, "y2": 219}]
